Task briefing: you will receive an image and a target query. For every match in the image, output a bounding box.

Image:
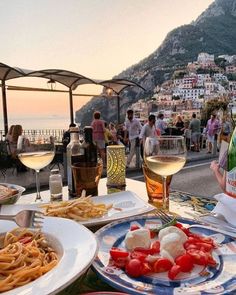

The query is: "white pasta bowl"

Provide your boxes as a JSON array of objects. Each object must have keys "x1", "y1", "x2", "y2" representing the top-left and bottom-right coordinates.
[{"x1": 0, "y1": 217, "x2": 98, "y2": 295}]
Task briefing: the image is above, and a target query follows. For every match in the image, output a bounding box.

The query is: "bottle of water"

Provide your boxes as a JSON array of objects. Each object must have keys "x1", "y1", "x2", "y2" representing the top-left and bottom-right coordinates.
[{"x1": 49, "y1": 169, "x2": 63, "y2": 201}]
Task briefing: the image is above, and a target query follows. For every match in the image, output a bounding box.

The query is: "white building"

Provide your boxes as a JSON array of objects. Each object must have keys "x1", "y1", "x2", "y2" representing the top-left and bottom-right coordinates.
[
  {"x1": 218, "y1": 55, "x2": 236, "y2": 63},
  {"x1": 196, "y1": 74, "x2": 211, "y2": 87},
  {"x1": 197, "y1": 53, "x2": 215, "y2": 66},
  {"x1": 173, "y1": 88, "x2": 204, "y2": 100},
  {"x1": 213, "y1": 73, "x2": 228, "y2": 82},
  {"x1": 229, "y1": 81, "x2": 236, "y2": 91},
  {"x1": 205, "y1": 82, "x2": 217, "y2": 95}
]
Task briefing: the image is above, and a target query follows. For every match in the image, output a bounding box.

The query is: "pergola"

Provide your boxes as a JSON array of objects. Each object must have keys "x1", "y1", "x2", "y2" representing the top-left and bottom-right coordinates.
[
  {"x1": 98, "y1": 79, "x2": 146, "y2": 123},
  {"x1": 0, "y1": 62, "x2": 145, "y2": 134}
]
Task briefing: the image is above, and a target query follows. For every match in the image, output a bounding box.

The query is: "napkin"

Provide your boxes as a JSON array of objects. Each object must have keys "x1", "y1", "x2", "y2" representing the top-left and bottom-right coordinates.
[{"x1": 211, "y1": 193, "x2": 236, "y2": 227}]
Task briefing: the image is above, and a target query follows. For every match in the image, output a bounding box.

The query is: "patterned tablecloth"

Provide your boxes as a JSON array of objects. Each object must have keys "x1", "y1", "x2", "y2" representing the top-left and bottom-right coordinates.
[{"x1": 58, "y1": 191, "x2": 217, "y2": 295}]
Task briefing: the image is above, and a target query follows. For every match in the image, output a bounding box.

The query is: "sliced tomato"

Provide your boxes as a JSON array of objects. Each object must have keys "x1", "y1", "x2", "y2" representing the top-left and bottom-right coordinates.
[
  {"x1": 153, "y1": 258, "x2": 173, "y2": 273},
  {"x1": 175, "y1": 254, "x2": 194, "y2": 272},
  {"x1": 175, "y1": 223, "x2": 190, "y2": 235},
  {"x1": 168, "y1": 265, "x2": 181, "y2": 280},
  {"x1": 130, "y1": 224, "x2": 140, "y2": 231},
  {"x1": 149, "y1": 229, "x2": 156, "y2": 239},
  {"x1": 141, "y1": 262, "x2": 152, "y2": 275},
  {"x1": 187, "y1": 249, "x2": 208, "y2": 266},
  {"x1": 110, "y1": 247, "x2": 129, "y2": 261},
  {"x1": 19, "y1": 236, "x2": 32, "y2": 244},
  {"x1": 175, "y1": 222, "x2": 184, "y2": 229},
  {"x1": 113, "y1": 257, "x2": 129, "y2": 269},
  {"x1": 125, "y1": 259, "x2": 142, "y2": 277},
  {"x1": 133, "y1": 247, "x2": 156, "y2": 255},
  {"x1": 205, "y1": 253, "x2": 217, "y2": 267},
  {"x1": 130, "y1": 250, "x2": 147, "y2": 262},
  {"x1": 195, "y1": 242, "x2": 213, "y2": 252},
  {"x1": 151, "y1": 241, "x2": 160, "y2": 254}
]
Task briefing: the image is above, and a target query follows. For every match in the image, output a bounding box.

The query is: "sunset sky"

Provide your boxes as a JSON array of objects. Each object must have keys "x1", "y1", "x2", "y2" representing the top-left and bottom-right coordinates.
[{"x1": 0, "y1": 0, "x2": 214, "y2": 128}]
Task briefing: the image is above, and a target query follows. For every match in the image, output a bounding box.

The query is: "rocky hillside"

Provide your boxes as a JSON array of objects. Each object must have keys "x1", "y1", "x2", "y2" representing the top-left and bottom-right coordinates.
[{"x1": 76, "y1": 0, "x2": 236, "y2": 126}]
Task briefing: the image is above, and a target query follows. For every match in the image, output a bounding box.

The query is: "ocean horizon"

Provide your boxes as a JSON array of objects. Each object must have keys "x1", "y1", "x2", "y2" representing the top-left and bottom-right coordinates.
[{"x1": 0, "y1": 115, "x2": 75, "y2": 131}]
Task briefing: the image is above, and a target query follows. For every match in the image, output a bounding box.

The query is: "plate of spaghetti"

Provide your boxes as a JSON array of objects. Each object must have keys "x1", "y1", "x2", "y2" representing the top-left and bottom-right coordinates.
[{"x1": 0, "y1": 217, "x2": 98, "y2": 295}]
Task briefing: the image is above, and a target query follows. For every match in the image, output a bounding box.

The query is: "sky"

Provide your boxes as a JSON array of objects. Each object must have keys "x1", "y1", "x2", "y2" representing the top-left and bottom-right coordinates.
[{"x1": 0, "y1": 0, "x2": 214, "y2": 128}]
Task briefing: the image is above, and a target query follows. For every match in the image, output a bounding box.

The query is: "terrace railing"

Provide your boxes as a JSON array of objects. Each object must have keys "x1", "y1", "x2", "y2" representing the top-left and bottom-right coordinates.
[{"x1": 0, "y1": 129, "x2": 65, "y2": 143}]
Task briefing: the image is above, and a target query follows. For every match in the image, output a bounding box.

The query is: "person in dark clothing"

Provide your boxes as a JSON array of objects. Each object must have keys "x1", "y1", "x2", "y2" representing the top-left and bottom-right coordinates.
[
  {"x1": 175, "y1": 115, "x2": 184, "y2": 135},
  {"x1": 62, "y1": 123, "x2": 76, "y2": 178},
  {"x1": 62, "y1": 123, "x2": 76, "y2": 153}
]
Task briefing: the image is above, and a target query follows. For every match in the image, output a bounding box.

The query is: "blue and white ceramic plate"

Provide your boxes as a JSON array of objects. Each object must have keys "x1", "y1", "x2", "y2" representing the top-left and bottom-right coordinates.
[{"x1": 93, "y1": 216, "x2": 236, "y2": 295}]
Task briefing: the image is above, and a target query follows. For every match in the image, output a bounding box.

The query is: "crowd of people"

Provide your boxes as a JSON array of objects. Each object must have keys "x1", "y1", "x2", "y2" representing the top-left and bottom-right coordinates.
[
  {"x1": 5, "y1": 111, "x2": 233, "y2": 173},
  {"x1": 86, "y1": 109, "x2": 233, "y2": 168}
]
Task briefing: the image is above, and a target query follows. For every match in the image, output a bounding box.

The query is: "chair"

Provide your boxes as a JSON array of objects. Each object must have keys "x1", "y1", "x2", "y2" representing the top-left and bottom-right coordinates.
[{"x1": 0, "y1": 141, "x2": 17, "y2": 178}]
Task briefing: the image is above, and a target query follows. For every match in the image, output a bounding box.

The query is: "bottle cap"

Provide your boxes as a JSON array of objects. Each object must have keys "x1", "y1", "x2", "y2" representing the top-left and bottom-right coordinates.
[{"x1": 51, "y1": 169, "x2": 59, "y2": 175}]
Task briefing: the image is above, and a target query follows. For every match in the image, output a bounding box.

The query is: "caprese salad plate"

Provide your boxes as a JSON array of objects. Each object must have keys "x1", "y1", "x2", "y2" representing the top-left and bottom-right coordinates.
[{"x1": 92, "y1": 216, "x2": 236, "y2": 295}]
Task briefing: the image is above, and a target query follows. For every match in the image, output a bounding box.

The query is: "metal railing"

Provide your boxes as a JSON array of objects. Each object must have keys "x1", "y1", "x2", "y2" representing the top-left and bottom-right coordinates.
[{"x1": 0, "y1": 129, "x2": 66, "y2": 142}]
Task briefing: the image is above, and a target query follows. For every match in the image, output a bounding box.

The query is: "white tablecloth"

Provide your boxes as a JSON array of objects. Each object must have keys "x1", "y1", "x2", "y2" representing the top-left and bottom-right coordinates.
[{"x1": 17, "y1": 178, "x2": 149, "y2": 204}]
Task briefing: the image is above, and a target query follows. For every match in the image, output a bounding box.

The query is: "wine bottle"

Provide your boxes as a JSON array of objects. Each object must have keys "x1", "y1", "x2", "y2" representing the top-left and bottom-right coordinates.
[
  {"x1": 226, "y1": 127, "x2": 236, "y2": 198},
  {"x1": 67, "y1": 127, "x2": 84, "y2": 198},
  {"x1": 79, "y1": 126, "x2": 98, "y2": 167}
]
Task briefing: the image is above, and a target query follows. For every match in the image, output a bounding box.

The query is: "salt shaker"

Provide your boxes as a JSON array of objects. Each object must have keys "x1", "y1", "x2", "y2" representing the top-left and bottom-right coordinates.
[{"x1": 49, "y1": 169, "x2": 63, "y2": 201}]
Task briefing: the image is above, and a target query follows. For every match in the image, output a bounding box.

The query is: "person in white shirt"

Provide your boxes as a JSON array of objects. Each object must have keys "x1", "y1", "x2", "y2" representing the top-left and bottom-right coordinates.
[
  {"x1": 139, "y1": 115, "x2": 157, "y2": 159},
  {"x1": 124, "y1": 109, "x2": 142, "y2": 167}
]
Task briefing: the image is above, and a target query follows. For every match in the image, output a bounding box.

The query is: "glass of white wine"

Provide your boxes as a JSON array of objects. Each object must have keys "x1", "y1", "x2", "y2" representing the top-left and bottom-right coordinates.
[
  {"x1": 144, "y1": 136, "x2": 187, "y2": 211},
  {"x1": 17, "y1": 135, "x2": 55, "y2": 202}
]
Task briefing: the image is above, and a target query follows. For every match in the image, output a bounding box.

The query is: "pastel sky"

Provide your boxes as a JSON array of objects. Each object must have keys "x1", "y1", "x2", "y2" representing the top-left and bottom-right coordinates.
[{"x1": 0, "y1": 0, "x2": 213, "y2": 125}]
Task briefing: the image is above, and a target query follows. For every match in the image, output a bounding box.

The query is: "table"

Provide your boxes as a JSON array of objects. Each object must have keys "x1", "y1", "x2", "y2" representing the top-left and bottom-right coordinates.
[
  {"x1": 18, "y1": 178, "x2": 216, "y2": 219},
  {"x1": 18, "y1": 178, "x2": 217, "y2": 295}
]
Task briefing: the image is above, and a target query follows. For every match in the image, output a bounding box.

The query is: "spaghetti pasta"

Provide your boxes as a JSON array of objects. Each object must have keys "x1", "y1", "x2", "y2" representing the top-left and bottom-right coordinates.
[{"x1": 0, "y1": 228, "x2": 58, "y2": 293}]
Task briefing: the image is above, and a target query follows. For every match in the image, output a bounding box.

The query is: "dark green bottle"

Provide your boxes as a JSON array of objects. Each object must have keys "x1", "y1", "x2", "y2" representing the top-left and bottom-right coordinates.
[{"x1": 226, "y1": 127, "x2": 236, "y2": 197}]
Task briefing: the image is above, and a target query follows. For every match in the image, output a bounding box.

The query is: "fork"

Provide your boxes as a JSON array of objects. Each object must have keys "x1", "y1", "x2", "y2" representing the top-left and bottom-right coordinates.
[
  {"x1": 153, "y1": 210, "x2": 177, "y2": 231},
  {"x1": 0, "y1": 210, "x2": 44, "y2": 228}
]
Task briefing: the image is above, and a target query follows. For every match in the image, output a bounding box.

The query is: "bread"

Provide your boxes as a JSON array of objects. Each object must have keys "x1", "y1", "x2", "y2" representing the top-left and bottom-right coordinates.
[{"x1": 0, "y1": 185, "x2": 18, "y2": 200}]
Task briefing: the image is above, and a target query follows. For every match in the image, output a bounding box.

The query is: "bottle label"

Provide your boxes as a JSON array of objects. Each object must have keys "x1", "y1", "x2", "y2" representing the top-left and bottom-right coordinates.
[{"x1": 226, "y1": 167, "x2": 236, "y2": 198}]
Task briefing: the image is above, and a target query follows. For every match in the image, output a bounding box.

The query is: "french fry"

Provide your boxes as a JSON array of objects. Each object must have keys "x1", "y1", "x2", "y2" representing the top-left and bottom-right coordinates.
[{"x1": 41, "y1": 195, "x2": 113, "y2": 221}]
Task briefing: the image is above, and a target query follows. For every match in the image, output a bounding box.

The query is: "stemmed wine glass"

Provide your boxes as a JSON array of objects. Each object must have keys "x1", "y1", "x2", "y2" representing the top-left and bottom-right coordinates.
[
  {"x1": 17, "y1": 135, "x2": 55, "y2": 202},
  {"x1": 144, "y1": 136, "x2": 187, "y2": 211}
]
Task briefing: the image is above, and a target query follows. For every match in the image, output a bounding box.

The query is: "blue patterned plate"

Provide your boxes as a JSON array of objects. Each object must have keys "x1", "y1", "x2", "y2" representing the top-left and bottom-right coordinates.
[{"x1": 92, "y1": 216, "x2": 236, "y2": 295}]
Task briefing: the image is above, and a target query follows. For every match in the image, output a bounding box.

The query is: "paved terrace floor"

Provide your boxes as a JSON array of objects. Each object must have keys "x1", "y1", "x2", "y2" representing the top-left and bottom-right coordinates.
[{"x1": 0, "y1": 149, "x2": 218, "y2": 193}]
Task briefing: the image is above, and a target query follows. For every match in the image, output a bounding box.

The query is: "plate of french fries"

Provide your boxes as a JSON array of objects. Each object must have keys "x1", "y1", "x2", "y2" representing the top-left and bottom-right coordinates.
[{"x1": 0, "y1": 191, "x2": 155, "y2": 227}]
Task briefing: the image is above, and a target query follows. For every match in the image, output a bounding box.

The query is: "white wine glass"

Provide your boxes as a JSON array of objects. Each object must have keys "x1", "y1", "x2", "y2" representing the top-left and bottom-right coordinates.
[
  {"x1": 144, "y1": 136, "x2": 187, "y2": 211},
  {"x1": 17, "y1": 135, "x2": 55, "y2": 202}
]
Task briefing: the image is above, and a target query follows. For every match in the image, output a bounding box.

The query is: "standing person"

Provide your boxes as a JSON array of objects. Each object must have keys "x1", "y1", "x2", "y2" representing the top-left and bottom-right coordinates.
[
  {"x1": 117, "y1": 123, "x2": 125, "y2": 145},
  {"x1": 104, "y1": 122, "x2": 113, "y2": 146},
  {"x1": 205, "y1": 114, "x2": 220, "y2": 154},
  {"x1": 139, "y1": 115, "x2": 156, "y2": 158},
  {"x1": 175, "y1": 115, "x2": 184, "y2": 135},
  {"x1": 189, "y1": 113, "x2": 201, "y2": 152},
  {"x1": 91, "y1": 111, "x2": 106, "y2": 165},
  {"x1": 156, "y1": 113, "x2": 167, "y2": 135},
  {"x1": 124, "y1": 109, "x2": 142, "y2": 168},
  {"x1": 219, "y1": 116, "x2": 232, "y2": 144},
  {"x1": 109, "y1": 122, "x2": 118, "y2": 144}
]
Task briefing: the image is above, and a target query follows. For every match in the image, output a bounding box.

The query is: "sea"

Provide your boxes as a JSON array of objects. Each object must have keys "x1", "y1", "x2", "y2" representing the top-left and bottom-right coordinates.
[{"x1": 1, "y1": 116, "x2": 73, "y2": 131}]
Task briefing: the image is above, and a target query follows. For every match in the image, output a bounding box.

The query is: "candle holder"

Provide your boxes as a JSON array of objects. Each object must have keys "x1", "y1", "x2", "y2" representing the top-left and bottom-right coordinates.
[{"x1": 106, "y1": 145, "x2": 126, "y2": 193}]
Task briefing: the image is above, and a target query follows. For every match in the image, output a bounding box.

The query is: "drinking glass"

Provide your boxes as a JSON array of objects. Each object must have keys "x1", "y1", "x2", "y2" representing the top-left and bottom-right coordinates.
[
  {"x1": 17, "y1": 135, "x2": 55, "y2": 202},
  {"x1": 144, "y1": 136, "x2": 186, "y2": 211}
]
